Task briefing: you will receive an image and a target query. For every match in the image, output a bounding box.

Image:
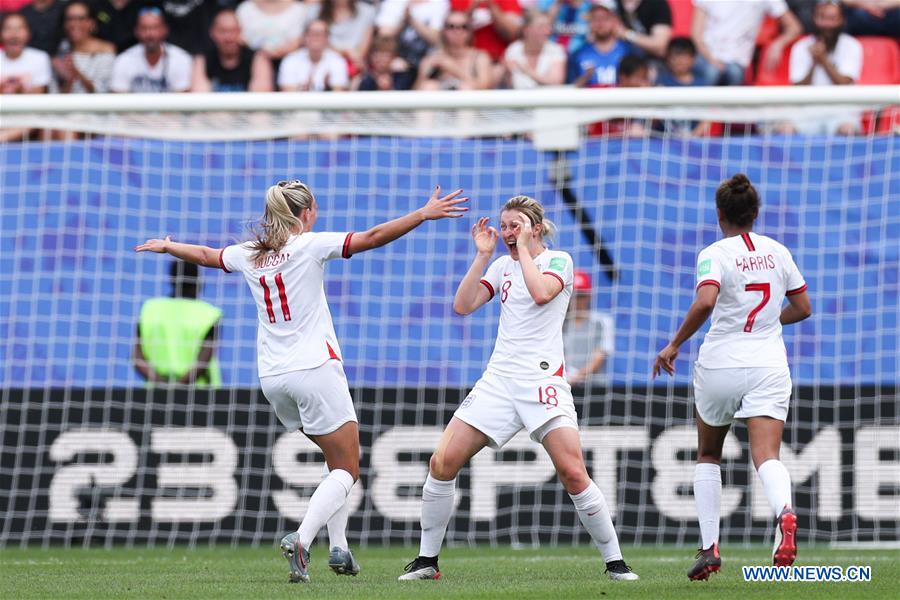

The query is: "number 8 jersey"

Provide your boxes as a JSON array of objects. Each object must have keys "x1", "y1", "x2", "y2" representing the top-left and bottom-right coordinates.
[
  {"x1": 695, "y1": 232, "x2": 807, "y2": 369},
  {"x1": 220, "y1": 231, "x2": 354, "y2": 377}
]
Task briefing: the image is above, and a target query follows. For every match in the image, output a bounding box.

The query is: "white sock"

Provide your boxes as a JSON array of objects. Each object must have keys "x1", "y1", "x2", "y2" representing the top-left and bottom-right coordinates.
[
  {"x1": 419, "y1": 475, "x2": 456, "y2": 558},
  {"x1": 569, "y1": 481, "x2": 622, "y2": 562},
  {"x1": 693, "y1": 463, "x2": 722, "y2": 549},
  {"x1": 322, "y1": 466, "x2": 350, "y2": 551},
  {"x1": 296, "y1": 468, "x2": 354, "y2": 548},
  {"x1": 757, "y1": 459, "x2": 792, "y2": 516}
]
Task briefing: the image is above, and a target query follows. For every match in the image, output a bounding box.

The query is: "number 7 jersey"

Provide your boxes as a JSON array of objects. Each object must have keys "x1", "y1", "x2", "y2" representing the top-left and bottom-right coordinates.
[
  {"x1": 220, "y1": 231, "x2": 354, "y2": 377},
  {"x1": 695, "y1": 232, "x2": 807, "y2": 369}
]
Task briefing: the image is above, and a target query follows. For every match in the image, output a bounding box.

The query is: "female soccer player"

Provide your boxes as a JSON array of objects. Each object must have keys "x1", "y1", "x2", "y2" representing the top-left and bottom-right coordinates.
[
  {"x1": 136, "y1": 180, "x2": 467, "y2": 583},
  {"x1": 399, "y1": 196, "x2": 638, "y2": 582},
  {"x1": 652, "y1": 173, "x2": 812, "y2": 580}
]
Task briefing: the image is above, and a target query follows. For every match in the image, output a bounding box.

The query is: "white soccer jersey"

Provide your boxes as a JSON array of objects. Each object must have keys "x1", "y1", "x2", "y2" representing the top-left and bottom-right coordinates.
[
  {"x1": 695, "y1": 232, "x2": 807, "y2": 369},
  {"x1": 479, "y1": 250, "x2": 574, "y2": 379},
  {"x1": 220, "y1": 231, "x2": 354, "y2": 377}
]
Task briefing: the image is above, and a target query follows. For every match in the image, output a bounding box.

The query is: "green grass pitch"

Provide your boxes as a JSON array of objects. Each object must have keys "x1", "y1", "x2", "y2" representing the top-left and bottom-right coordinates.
[{"x1": 2, "y1": 545, "x2": 897, "y2": 599}]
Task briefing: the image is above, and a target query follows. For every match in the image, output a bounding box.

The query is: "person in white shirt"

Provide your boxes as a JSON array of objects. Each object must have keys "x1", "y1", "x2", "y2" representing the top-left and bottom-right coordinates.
[
  {"x1": 691, "y1": 0, "x2": 802, "y2": 86},
  {"x1": 0, "y1": 13, "x2": 52, "y2": 94},
  {"x1": 279, "y1": 19, "x2": 350, "y2": 91},
  {"x1": 111, "y1": 7, "x2": 192, "y2": 93},
  {"x1": 136, "y1": 180, "x2": 468, "y2": 583},
  {"x1": 399, "y1": 196, "x2": 639, "y2": 582},
  {"x1": 786, "y1": 0, "x2": 863, "y2": 135},
  {"x1": 0, "y1": 13, "x2": 52, "y2": 142},
  {"x1": 236, "y1": 0, "x2": 308, "y2": 61},
  {"x1": 653, "y1": 173, "x2": 812, "y2": 580},
  {"x1": 375, "y1": 0, "x2": 449, "y2": 73},
  {"x1": 503, "y1": 11, "x2": 566, "y2": 89}
]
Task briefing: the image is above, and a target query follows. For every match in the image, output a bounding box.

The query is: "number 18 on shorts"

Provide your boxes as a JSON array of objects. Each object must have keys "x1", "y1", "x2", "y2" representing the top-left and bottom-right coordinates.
[{"x1": 454, "y1": 372, "x2": 579, "y2": 449}]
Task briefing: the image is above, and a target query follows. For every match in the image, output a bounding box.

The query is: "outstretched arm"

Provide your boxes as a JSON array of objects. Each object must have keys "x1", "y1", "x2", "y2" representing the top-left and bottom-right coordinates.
[
  {"x1": 653, "y1": 284, "x2": 719, "y2": 377},
  {"x1": 135, "y1": 235, "x2": 222, "y2": 268},
  {"x1": 347, "y1": 185, "x2": 468, "y2": 255},
  {"x1": 453, "y1": 217, "x2": 498, "y2": 315}
]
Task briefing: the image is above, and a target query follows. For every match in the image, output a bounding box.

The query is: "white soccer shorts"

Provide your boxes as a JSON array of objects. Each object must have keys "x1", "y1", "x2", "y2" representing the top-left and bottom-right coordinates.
[
  {"x1": 454, "y1": 371, "x2": 579, "y2": 449},
  {"x1": 260, "y1": 359, "x2": 358, "y2": 435},
  {"x1": 692, "y1": 364, "x2": 793, "y2": 427}
]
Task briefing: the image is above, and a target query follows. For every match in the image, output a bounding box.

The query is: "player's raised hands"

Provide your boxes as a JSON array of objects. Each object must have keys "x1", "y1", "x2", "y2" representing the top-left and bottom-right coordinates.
[
  {"x1": 419, "y1": 185, "x2": 469, "y2": 220},
  {"x1": 471, "y1": 217, "x2": 498, "y2": 255},
  {"x1": 514, "y1": 213, "x2": 533, "y2": 247},
  {"x1": 135, "y1": 235, "x2": 172, "y2": 253},
  {"x1": 652, "y1": 343, "x2": 679, "y2": 378}
]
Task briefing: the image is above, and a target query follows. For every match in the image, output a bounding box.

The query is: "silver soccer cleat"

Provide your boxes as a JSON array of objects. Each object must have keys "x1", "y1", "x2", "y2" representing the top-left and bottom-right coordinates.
[
  {"x1": 280, "y1": 532, "x2": 310, "y2": 583},
  {"x1": 328, "y1": 546, "x2": 361, "y2": 576}
]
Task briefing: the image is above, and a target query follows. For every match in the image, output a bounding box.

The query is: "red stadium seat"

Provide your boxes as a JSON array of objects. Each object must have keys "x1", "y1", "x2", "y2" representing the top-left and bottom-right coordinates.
[
  {"x1": 857, "y1": 36, "x2": 900, "y2": 85},
  {"x1": 668, "y1": 0, "x2": 694, "y2": 38},
  {"x1": 754, "y1": 39, "x2": 797, "y2": 86},
  {"x1": 755, "y1": 15, "x2": 780, "y2": 48}
]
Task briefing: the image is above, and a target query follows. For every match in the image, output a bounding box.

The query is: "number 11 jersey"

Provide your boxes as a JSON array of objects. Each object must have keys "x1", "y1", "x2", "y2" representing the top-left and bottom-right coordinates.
[
  {"x1": 695, "y1": 232, "x2": 807, "y2": 370},
  {"x1": 220, "y1": 231, "x2": 354, "y2": 377}
]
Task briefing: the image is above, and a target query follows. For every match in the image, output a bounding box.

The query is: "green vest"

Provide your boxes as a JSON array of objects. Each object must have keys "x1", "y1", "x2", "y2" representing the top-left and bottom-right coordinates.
[{"x1": 139, "y1": 298, "x2": 222, "y2": 386}]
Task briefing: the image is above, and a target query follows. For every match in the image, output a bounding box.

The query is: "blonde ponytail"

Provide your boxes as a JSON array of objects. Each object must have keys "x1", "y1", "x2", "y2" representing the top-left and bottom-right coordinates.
[
  {"x1": 250, "y1": 180, "x2": 315, "y2": 262},
  {"x1": 502, "y1": 195, "x2": 556, "y2": 244}
]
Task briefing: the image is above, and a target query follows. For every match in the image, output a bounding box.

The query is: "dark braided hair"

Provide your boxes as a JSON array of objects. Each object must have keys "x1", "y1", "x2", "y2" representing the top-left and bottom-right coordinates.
[{"x1": 715, "y1": 173, "x2": 759, "y2": 228}]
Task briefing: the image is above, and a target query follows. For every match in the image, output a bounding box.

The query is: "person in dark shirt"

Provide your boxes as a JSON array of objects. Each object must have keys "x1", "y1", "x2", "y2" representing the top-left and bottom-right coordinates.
[
  {"x1": 158, "y1": 0, "x2": 217, "y2": 55},
  {"x1": 614, "y1": 0, "x2": 671, "y2": 59},
  {"x1": 94, "y1": 0, "x2": 142, "y2": 53},
  {"x1": 355, "y1": 35, "x2": 415, "y2": 90},
  {"x1": 191, "y1": 8, "x2": 273, "y2": 92},
  {"x1": 20, "y1": 0, "x2": 64, "y2": 54},
  {"x1": 655, "y1": 37, "x2": 712, "y2": 136}
]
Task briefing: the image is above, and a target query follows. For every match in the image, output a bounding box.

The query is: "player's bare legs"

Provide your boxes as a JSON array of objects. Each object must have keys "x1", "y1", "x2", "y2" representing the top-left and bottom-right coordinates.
[
  {"x1": 399, "y1": 418, "x2": 488, "y2": 580},
  {"x1": 747, "y1": 416, "x2": 796, "y2": 566},
  {"x1": 689, "y1": 415, "x2": 730, "y2": 580},
  {"x1": 281, "y1": 421, "x2": 359, "y2": 583},
  {"x1": 542, "y1": 426, "x2": 638, "y2": 581}
]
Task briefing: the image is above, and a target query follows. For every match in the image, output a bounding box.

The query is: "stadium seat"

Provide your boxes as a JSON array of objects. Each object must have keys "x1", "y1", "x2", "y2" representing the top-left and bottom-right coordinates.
[
  {"x1": 857, "y1": 36, "x2": 900, "y2": 84},
  {"x1": 668, "y1": 0, "x2": 693, "y2": 38},
  {"x1": 754, "y1": 39, "x2": 797, "y2": 85}
]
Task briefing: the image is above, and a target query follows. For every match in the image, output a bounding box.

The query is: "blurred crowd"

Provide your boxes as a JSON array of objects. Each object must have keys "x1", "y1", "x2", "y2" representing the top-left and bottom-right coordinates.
[{"x1": 1, "y1": 1, "x2": 898, "y2": 133}]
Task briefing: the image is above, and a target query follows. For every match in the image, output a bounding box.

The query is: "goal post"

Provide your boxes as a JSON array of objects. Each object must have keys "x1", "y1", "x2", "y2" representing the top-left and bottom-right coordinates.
[{"x1": 1, "y1": 87, "x2": 898, "y2": 548}]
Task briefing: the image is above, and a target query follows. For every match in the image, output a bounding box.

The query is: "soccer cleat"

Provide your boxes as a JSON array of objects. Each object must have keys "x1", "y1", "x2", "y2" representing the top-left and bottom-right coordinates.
[
  {"x1": 605, "y1": 559, "x2": 640, "y2": 581},
  {"x1": 328, "y1": 546, "x2": 361, "y2": 576},
  {"x1": 279, "y1": 532, "x2": 310, "y2": 583},
  {"x1": 687, "y1": 543, "x2": 721, "y2": 581},
  {"x1": 773, "y1": 506, "x2": 798, "y2": 567},
  {"x1": 398, "y1": 556, "x2": 441, "y2": 580}
]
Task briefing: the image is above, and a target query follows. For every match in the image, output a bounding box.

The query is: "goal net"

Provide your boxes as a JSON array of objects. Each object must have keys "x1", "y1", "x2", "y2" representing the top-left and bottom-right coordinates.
[{"x1": 1, "y1": 88, "x2": 898, "y2": 548}]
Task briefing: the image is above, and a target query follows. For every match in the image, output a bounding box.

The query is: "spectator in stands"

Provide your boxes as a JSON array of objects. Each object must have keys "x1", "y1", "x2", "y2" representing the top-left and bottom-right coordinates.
[
  {"x1": 307, "y1": 0, "x2": 376, "y2": 76},
  {"x1": 192, "y1": 9, "x2": 274, "y2": 92},
  {"x1": 236, "y1": 0, "x2": 308, "y2": 61},
  {"x1": 451, "y1": 0, "x2": 524, "y2": 65},
  {"x1": 563, "y1": 270, "x2": 615, "y2": 389},
  {"x1": 375, "y1": 0, "x2": 449, "y2": 75},
  {"x1": 158, "y1": 0, "x2": 219, "y2": 56},
  {"x1": 691, "y1": 0, "x2": 802, "y2": 86},
  {"x1": 784, "y1": 0, "x2": 862, "y2": 135},
  {"x1": 786, "y1": 0, "x2": 818, "y2": 33},
  {"x1": 415, "y1": 10, "x2": 493, "y2": 90},
  {"x1": 134, "y1": 260, "x2": 222, "y2": 387},
  {"x1": 567, "y1": 0, "x2": 631, "y2": 87},
  {"x1": 278, "y1": 19, "x2": 350, "y2": 91},
  {"x1": 537, "y1": 0, "x2": 591, "y2": 54},
  {"x1": 355, "y1": 35, "x2": 415, "y2": 90},
  {"x1": 1, "y1": 13, "x2": 52, "y2": 94},
  {"x1": 52, "y1": 1, "x2": 116, "y2": 94},
  {"x1": 842, "y1": 0, "x2": 900, "y2": 37},
  {"x1": 111, "y1": 6, "x2": 193, "y2": 93},
  {"x1": 94, "y1": 0, "x2": 141, "y2": 53},
  {"x1": 656, "y1": 37, "x2": 712, "y2": 136},
  {"x1": 614, "y1": 0, "x2": 672, "y2": 59},
  {"x1": 19, "y1": 0, "x2": 63, "y2": 55},
  {"x1": 503, "y1": 10, "x2": 566, "y2": 88}
]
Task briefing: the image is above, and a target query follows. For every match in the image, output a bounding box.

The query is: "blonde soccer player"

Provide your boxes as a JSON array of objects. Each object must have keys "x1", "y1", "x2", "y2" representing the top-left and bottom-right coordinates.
[
  {"x1": 399, "y1": 196, "x2": 639, "y2": 582},
  {"x1": 653, "y1": 173, "x2": 813, "y2": 580},
  {"x1": 136, "y1": 180, "x2": 467, "y2": 583}
]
